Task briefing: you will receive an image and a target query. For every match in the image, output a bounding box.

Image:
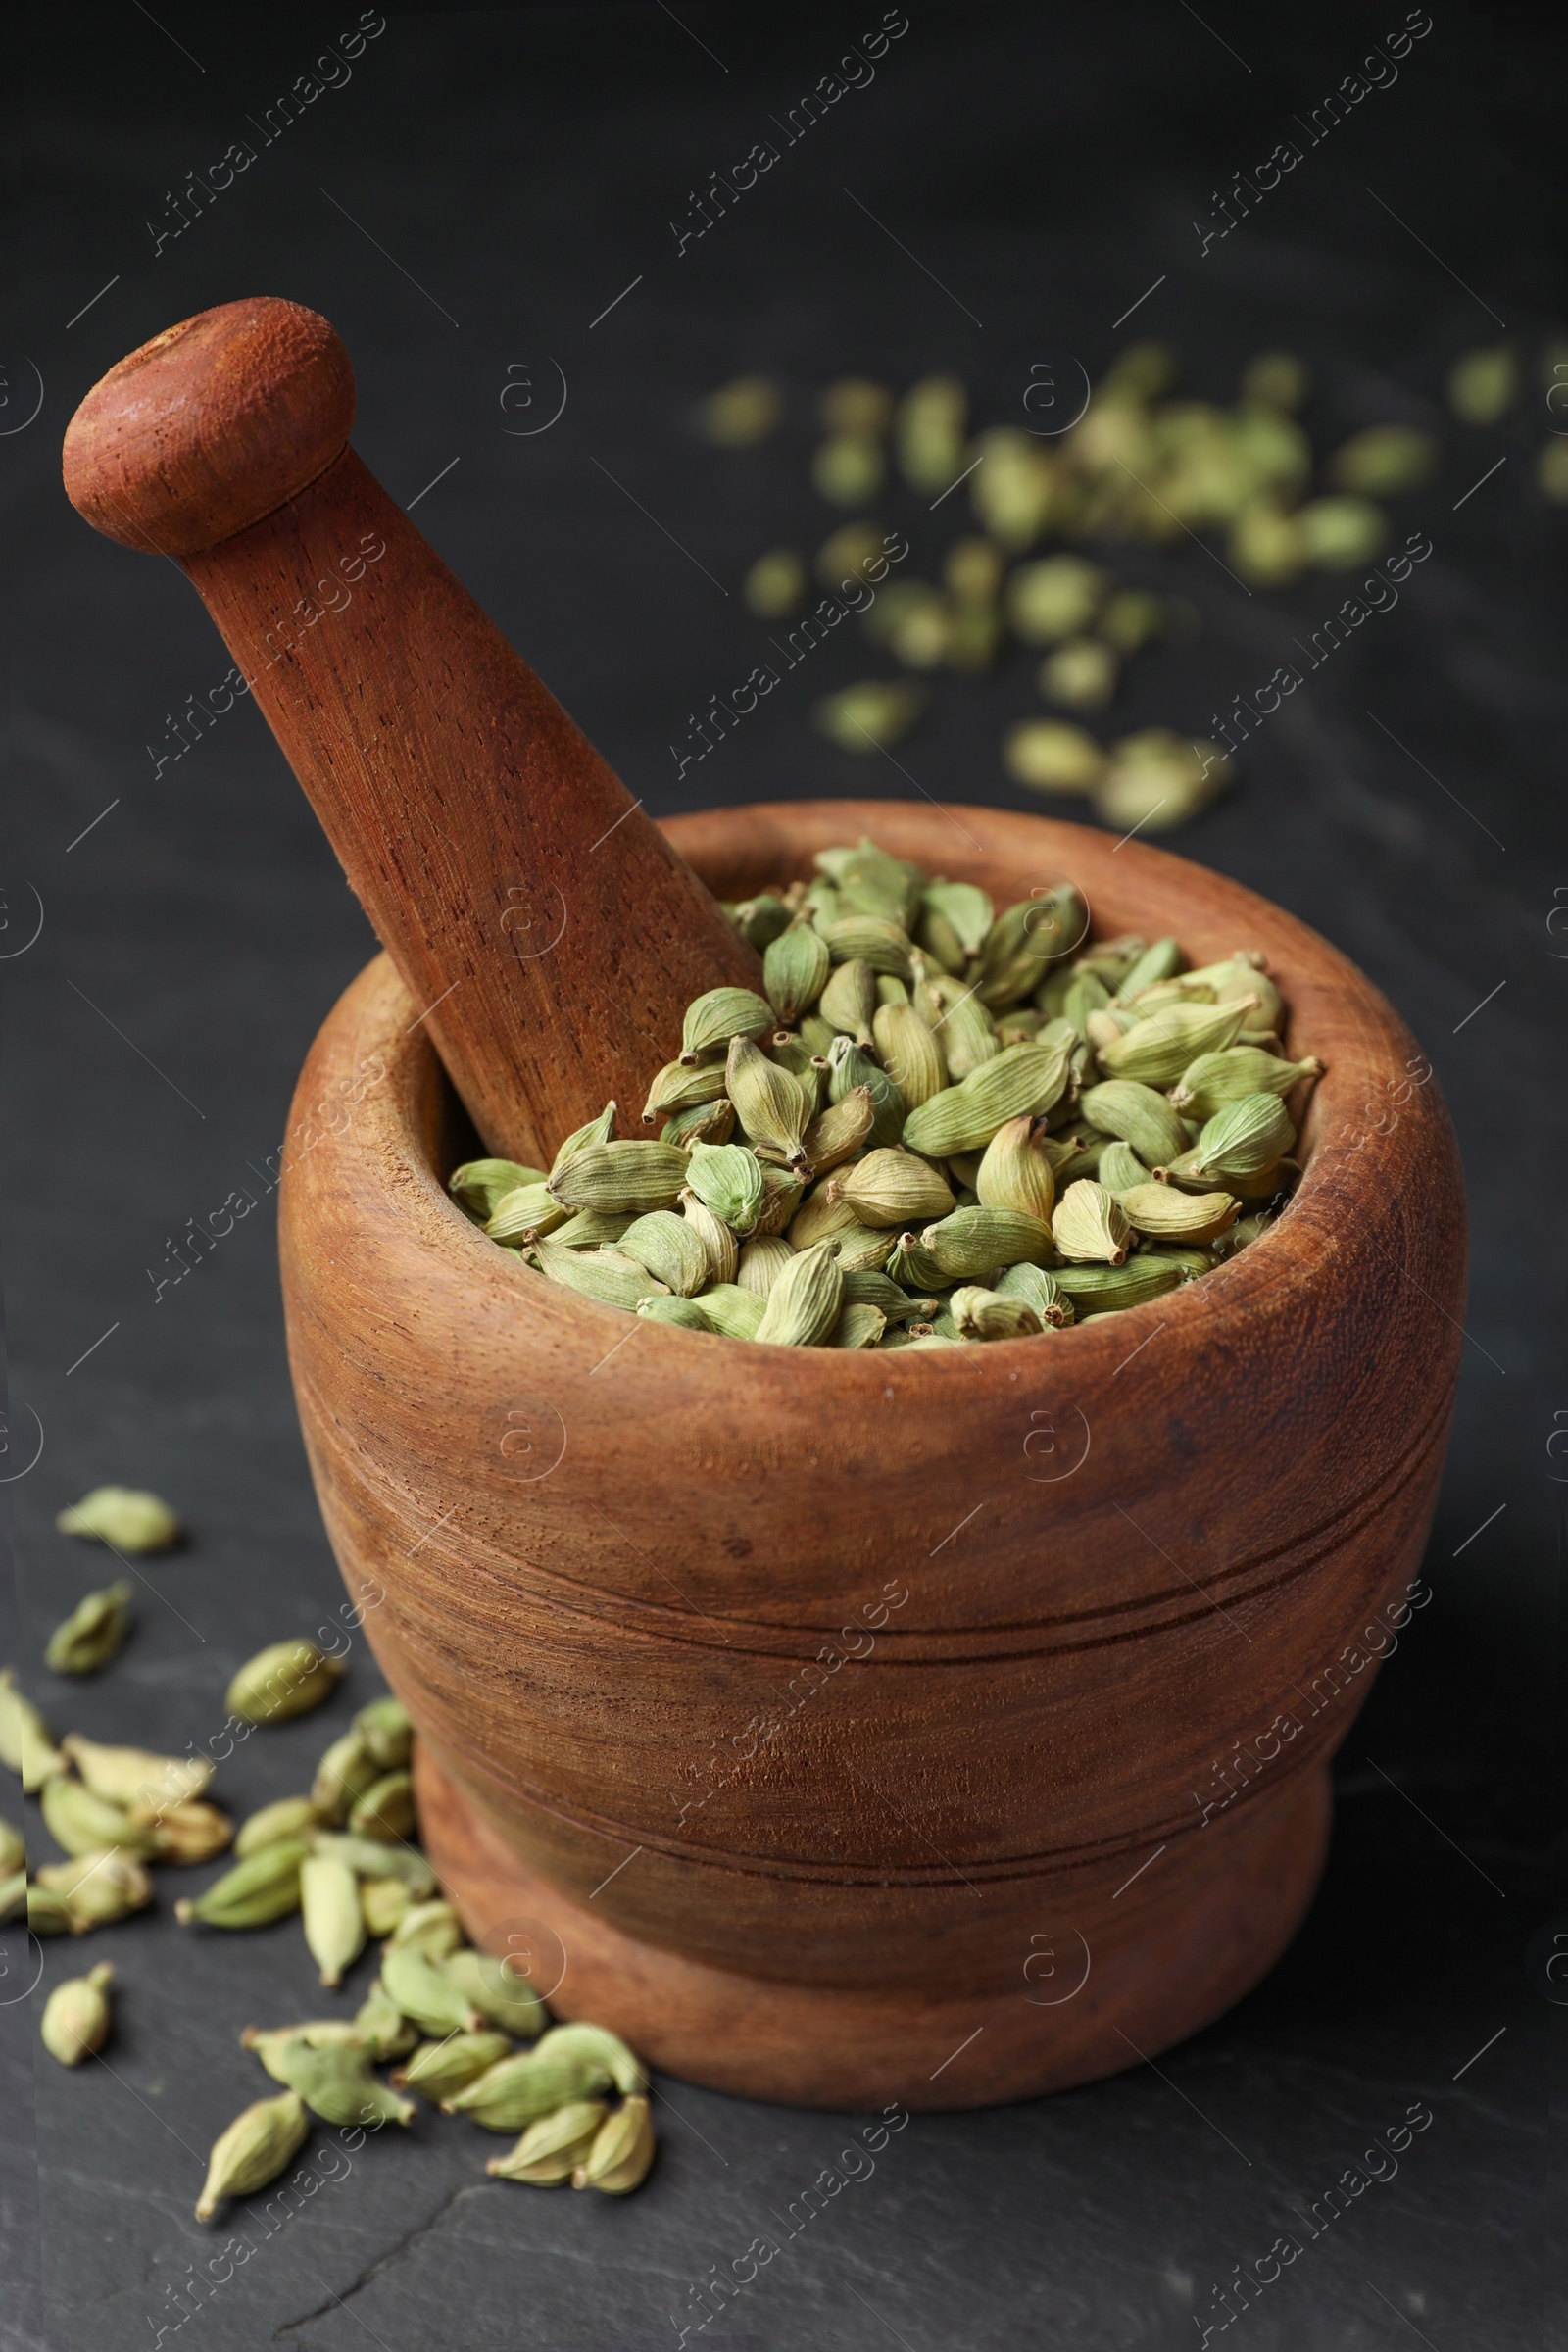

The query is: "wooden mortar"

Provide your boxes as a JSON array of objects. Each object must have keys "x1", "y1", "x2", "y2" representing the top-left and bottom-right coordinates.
[{"x1": 280, "y1": 797, "x2": 1465, "y2": 2110}]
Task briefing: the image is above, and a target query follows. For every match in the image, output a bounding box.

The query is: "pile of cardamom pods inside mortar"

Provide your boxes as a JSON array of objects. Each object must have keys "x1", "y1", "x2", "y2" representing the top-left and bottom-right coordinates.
[{"x1": 454, "y1": 839, "x2": 1323, "y2": 1345}]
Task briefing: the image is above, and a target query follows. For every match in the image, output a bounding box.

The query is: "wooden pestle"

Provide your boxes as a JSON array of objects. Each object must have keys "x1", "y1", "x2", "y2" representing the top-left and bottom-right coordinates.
[{"x1": 61, "y1": 296, "x2": 761, "y2": 1165}]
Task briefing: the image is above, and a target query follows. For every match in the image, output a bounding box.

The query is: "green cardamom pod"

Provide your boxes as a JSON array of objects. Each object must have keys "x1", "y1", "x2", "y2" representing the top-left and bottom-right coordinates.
[
  {"x1": 660, "y1": 1099, "x2": 736, "y2": 1152},
  {"x1": 1079, "y1": 1079, "x2": 1190, "y2": 1167},
  {"x1": 821, "y1": 916, "x2": 913, "y2": 980},
  {"x1": 355, "y1": 1974, "x2": 419, "y2": 2060},
  {"x1": 915, "y1": 899, "x2": 964, "y2": 972},
  {"x1": 763, "y1": 920, "x2": 832, "y2": 1024},
  {"x1": 174, "y1": 1838, "x2": 308, "y2": 1929},
  {"x1": 686, "y1": 1284, "x2": 765, "y2": 1341},
  {"x1": 138, "y1": 1797, "x2": 235, "y2": 1864},
  {"x1": 680, "y1": 986, "x2": 775, "y2": 1064},
  {"x1": 755, "y1": 1242, "x2": 844, "y2": 1347},
  {"x1": 548, "y1": 1140, "x2": 690, "y2": 1214},
  {"x1": 242, "y1": 2022, "x2": 366, "y2": 2067},
  {"x1": 735, "y1": 1236, "x2": 794, "y2": 1296},
  {"x1": 311, "y1": 1731, "x2": 380, "y2": 1825},
  {"x1": 55, "y1": 1488, "x2": 180, "y2": 1553},
  {"x1": 60, "y1": 1734, "x2": 212, "y2": 1812},
  {"x1": 1099, "y1": 999, "x2": 1255, "y2": 1087},
  {"x1": 531, "y1": 1239, "x2": 667, "y2": 1312},
  {"x1": 640, "y1": 1057, "x2": 730, "y2": 1127},
  {"x1": 637, "y1": 1295, "x2": 710, "y2": 1330},
  {"x1": 1161, "y1": 1148, "x2": 1292, "y2": 1200},
  {"x1": 235, "y1": 1795, "x2": 322, "y2": 1857},
  {"x1": 753, "y1": 1166, "x2": 805, "y2": 1236},
  {"x1": 301, "y1": 1853, "x2": 367, "y2": 1986},
  {"x1": 825, "y1": 1035, "x2": 905, "y2": 1148},
  {"x1": 678, "y1": 1190, "x2": 738, "y2": 1286},
  {"x1": 769, "y1": 1034, "x2": 825, "y2": 1114},
  {"x1": 799, "y1": 1088, "x2": 873, "y2": 1175},
  {"x1": 921, "y1": 1203, "x2": 1052, "y2": 1281},
  {"x1": 550, "y1": 1101, "x2": 617, "y2": 1177},
  {"x1": 548, "y1": 1208, "x2": 639, "y2": 1250},
  {"x1": 252, "y1": 2032, "x2": 416, "y2": 2130},
  {"x1": 36, "y1": 1846, "x2": 154, "y2": 1929},
  {"x1": 683, "y1": 1140, "x2": 765, "y2": 1233},
  {"x1": 44, "y1": 1580, "x2": 135, "y2": 1676},
  {"x1": 448, "y1": 1158, "x2": 549, "y2": 1219},
  {"x1": 573, "y1": 2093, "x2": 657, "y2": 2193},
  {"x1": 485, "y1": 1182, "x2": 568, "y2": 1248},
  {"x1": 832, "y1": 1223, "x2": 902, "y2": 1273},
  {"x1": 841, "y1": 1271, "x2": 937, "y2": 1324},
  {"x1": 872, "y1": 1000, "x2": 948, "y2": 1111},
  {"x1": 995, "y1": 1262, "x2": 1073, "y2": 1326},
  {"x1": 1119, "y1": 1184, "x2": 1239, "y2": 1244},
  {"x1": 1062, "y1": 970, "x2": 1111, "y2": 1043},
  {"x1": 39, "y1": 1956, "x2": 113, "y2": 2070},
  {"x1": 443, "y1": 2047, "x2": 611, "y2": 2131},
  {"x1": 973, "y1": 897, "x2": 1062, "y2": 1007},
  {"x1": 922, "y1": 878, "x2": 993, "y2": 958},
  {"x1": 819, "y1": 956, "x2": 879, "y2": 1046},
  {"x1": 951, "y1": 1286, "x2": 1044, "y2": 1341},
  {"x1": 903, "y1": 1037, "x2": 1073, "y2": 1158},
  {"x1": 975, "y1": 1114, "x2": 1056, "y2": 1224},
  {"x1": 40, "y1": 1774, "x2": 155, "y2": 1859},
  {"x1": 0, "y1": 1819, "x2": 23, "y2": 1877},
  {"x1": 393, "y1": 2031, "x2": 514, "y2": 2102},
  {"x1": 0, "y1": 1671, "x2": 65, "y2": 1791},
  {"x1": 828, "y1": 1149, "x2": 956, "y2": 1229},
  {"x1": 1183, "y1": 952, "x2": 1284, "y2": 1029},
  {"x1": 1052, "y1": 1179, "x2": 1132, "y2": 1264},
  {"x1": 786, "y1": 1179, "x2": 860, "y2": 1253},
  {"x1": 313, "y1": 1832, "x2": 435, "y2": 1893},
  {"x1": 1096, "y1": 1141, "x2": 1151, "y2": 1194},
  {"x1": 616, "y1": 1210, "x2": 711, "y2": 1299},
  {"x1": 27, "y1": 1884, "x2": 74, "y2": 1936},
  {"x1": 833, "y1": 841, "x2": 923, "y2": 927},
  {"x1": 356, "y1": 1694, "x2": 412, "y2": 1770},
  {"x1": 1112, "y1": 937, "x2": 1184, "y2": 1001},
  {"x1": 0, "y1": 1869, "x2": 25, "y2": 1923},
  {"x1": 382, "y1": 1941, "x2": 486, "y2": 2036},
  {"x1": 725, "y1": 1036, "x2": 810, "y2": 1169},
  {"x1": 387, "y1": 1898, "x2": 465, "y2": 1960},
  {"x1": 441, "y1": 1947, "x2": 550, "y2": 2039},
  {"x1": 831, "y1": 1302, "x2": 887, "y2": 1348},
  {"x1": 195, "y1": 2090, "x2": 309, "y2": 2222},
  {"x1": 884, "y1": 1232, "x2": 950, "y2": 1292},
  {"x1": 1184, "y1": 1093, "x2": 1296, "y2": 1180},
  {"x1": 1167, "y1": 1047, "x2": 1322, "y2": 1119},
  {"x1": 534, "y1": 2021, "x2": 645, "y2": 2093},
  {"x1": 361, "y1": 1876, "x2": 414, "y2": 1936},
  {"x1": 731, "y1": 891, "x2": 792, "y2": 949},
  {"x1": 226, "y1": 1640, "x2": 345, "y2": 1725},
  {"x1": 1051, "y1": 1255, "x2": 1186, "y2": 1310},
  {"x1": 926, "y1": 971, "x2": 1000, "y2": 1080},
  {"x1": 488, "y1": 2097, "x2": 610, "y2": 2184}
]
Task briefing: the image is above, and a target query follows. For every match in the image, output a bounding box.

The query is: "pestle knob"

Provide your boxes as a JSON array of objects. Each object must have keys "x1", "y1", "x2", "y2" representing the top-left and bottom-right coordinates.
[{"x1": 62, "y1": 297, "x2": 761, "y2": 1164}]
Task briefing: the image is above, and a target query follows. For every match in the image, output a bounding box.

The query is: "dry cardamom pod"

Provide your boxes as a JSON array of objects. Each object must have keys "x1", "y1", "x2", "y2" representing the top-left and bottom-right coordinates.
[
  {"x1": 904, "y1": 1038, "x2": 1073, "y2": 1158},
  {"x1": 57, "y1": 1487, "x2": 181, "y2": 1553},
  {"x1": 0, "y1": 1671, "x2": 65, "y2": 1792},
  {"x1": 44, "y1": 1580, "x2": 135, "y2": 1676},
  {"x1": 842, "y1": 1271, "x2": 938, "y2": 1324},
  {"x1": 1112, "y1": 937, "x2": 1184, "y2": 1002},
  {"x1": 547, "y1": 1140, "x2": 691, "y2": 1214},
  {"x1": 35, "y1": 1847, "x2": 154, "y2": 1929},
  {"x1": 301, "y1": 1853, "x2": 367, "y2": 1986},
  {"x1": 951, "y1": 1286, "x2": 1044, "y2": 1341},
  {"x1": 531, "y1": 1240, "x2": 667, "y2": 1311},
  {"x1": 355, "y1": 1695, "x2": 413, "y2": 1769},
  {"x1": 255, "y1": 2033, "x2": 416, "y2": 2130},
  {"x1": 684, "y1": 1140, "x2": 765, "y2": 1232},
  {"x1": 40, "y1": 1961, "x2": 115, "y2": 2066},
  {"x1": 764, "y1": 920, "x2": 833, "y2": 1025},
  {"x1": 617, "y1": 1211, "x2": 710, "y2": 1298},
  {"x1": 139, "y1": 1796, "x2": 235, "y2": 1865},
  {"x1": 550, "y1": 1101, "x2": 617, "y2": 1176},
  {"x1": 573, "y1": 2093, "x2": 657, "y2": 2193},
  {"x1": 355, "y1": 1974, "x2": 419, "y2": 2060},
  {"x1": 824, "y1": 1035, "x2": 906, "y2": 1149},
  {"x1": 1079, "y1": 1079, "x2": 1191, "y2": 1168},
  {"x1": 926, "y1": 972, "x2": 1000, "y2": 1080},
  {"x1": 175, "y1": 1838, "x2": 309, "y2": 1929},
  {"x1": 1096, "y1": 1141, "x2": 1151, "y2": 1194},
  {"x1": 921, "y1": 1204, "x2": 1052, "y2": 1280},
  {"x1": 872, "y1": 999, "x2": 948, "y2": 1110},
  {"x1": 725, "y1": 1036, "x2": 811, "y2": 1169},
  {"x1": 1183, "y1": 1093, "x2": 1296, "y2": 1180},
  {"x1": 27, "y1": 1885, "x2": 73, "y2": 1936},
  {"x1": 1052, "y1": 1179, "x2": 1133, "y2": 1264},
  {"x1": 994, "y1": 1263, "x2": 1073, "y2": 1326},
  {"x1": 441, "y1": 1946, "x2": 549, "y2": 2039},
  {"x1": 755, "y1": 1242, "x2": 844, "y2": 1347},
  {"x1": 1052, "y1": 1255, "x2": 1186, "y2": 1310},
  {"x1": 534, "y1": 2022, "x2": 645, "y2": 2093},
  {"x1": 488, "y1": 2097, "x2": 610, "y2": 2184},
  {"x1": 786, "y1": 1178, "x2": 861, "y2": 1253},
  {"x1": 311, "y1": 1730, "x2": 380, "y2": 1825},
  {"x1": 922, "y1": 878, "x2": 993, "y2": 958},
  {"x1": 689, "y1": 1283, "x2": 766, "y2": 1340},
  {"x1": 819, "y1": 956, "x2": 879, "y2": 1046},
  {"x1": 638, "y1": 1295, "x2": 710, "y2": 1330},
  {"x1": 313, "y1": 1831, "x2": 435, "y2": 1892},
  {"x1": 387, "y1": 1899, "x2": 464, "y2": 1960},
  {"x1": 1167, "y1": 1046, "x2": 1322, "y2": 1119},
  {"x1": 60, "y1": 1734, "x2": 212, "y2": 1812},
  {"x1": 661, "y1": 1099, "x2": 736, "y2": 1151},
  {"x1": 393, "y1": 2031, "x2": 513, "y2": 2101},
  {"x1": 801, "y1": 1086, "x2": 875, "y2": 1174},
  {"x1": 679, "y1": 986, "x2": 775, "y2": 1064},
  {"x1": 226, "y1": 1640, "x2": 345, "y2": 1725},
  {"x1": 1119, "y1": 1183, "x2": 1239, "y2": 1244},
  {"x1": 361, "y1": 1876, "x2": 414, "y2": 1936},
  {"x1": 1099, "y1": 999, "x2": 1255, "y2": 1087},
  {"x1": 828, "y1": 1149, "x2": 956, "y2": 1229},
  {"x1": 448, "y1": 1158, "x2": 549, "y2": 1219},
  {"x1": 443, "y1": 2046, "x2": 611, "y2": 2130},
  {"x1": 679, "y1": 1190, "x2": 738, "y2": 1285},
  {"x1": 831, "y1": 1302, "x2": 887, "y2": 1348},
  {"x1": 0, "y1": 1819, "x2": 23, "y2": 1878},
  {"x1": 485, "y1": 1182, "x2": 568, "y2": 1248},
  {"x1": 234, "y1": 1794, "x2": 322, "y2": 1857},
  {"x1": 821, "y1": 915, "x2": 914, "y2": 979},
  {"x1": 884, "y1": 1232, "x2": 949, "y2": 1292},
  {"x1": 640, "y1": 1057, "x2": 729, "y2": 1126},
  {"x1": 195, "y1": 2090, "x2": 309, "y2": 2223},
  {"x1": 40, "y1": 1774, "x2": 155, "y2": 1859},
  {"x1": 382, "y1": 1941, "x2": 486, "y2": 2036},
  {"x1": 975, "y1": 1114, "x2": 1056, "y2": 1224}
]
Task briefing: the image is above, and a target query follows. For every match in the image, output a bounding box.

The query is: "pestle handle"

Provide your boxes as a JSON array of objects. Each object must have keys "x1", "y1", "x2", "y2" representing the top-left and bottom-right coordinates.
[{"x1": 62, "y1": 297, "x2": 761, "y2": 1165}]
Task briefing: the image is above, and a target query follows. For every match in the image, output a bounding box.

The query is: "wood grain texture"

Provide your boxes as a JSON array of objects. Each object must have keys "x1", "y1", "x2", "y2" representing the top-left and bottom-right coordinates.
[
  {"x1": 279, "y1": 799, "x2": 1467, "y2": 2105},
  {"x1": 61, "y1": 298, "x2": 760, "y2": 1163}
]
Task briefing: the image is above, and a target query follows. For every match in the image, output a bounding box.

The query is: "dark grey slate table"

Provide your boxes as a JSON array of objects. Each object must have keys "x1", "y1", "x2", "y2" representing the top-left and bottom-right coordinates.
[{"x1": 5, "y1": 7, "x2": 1561, "y2": 2346}]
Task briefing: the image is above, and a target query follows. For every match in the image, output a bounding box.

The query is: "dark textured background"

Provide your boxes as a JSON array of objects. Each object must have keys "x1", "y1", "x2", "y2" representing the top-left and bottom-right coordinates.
[{"x1": 4, "y1": 5, "x2": 1564, "y2": 2346}]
